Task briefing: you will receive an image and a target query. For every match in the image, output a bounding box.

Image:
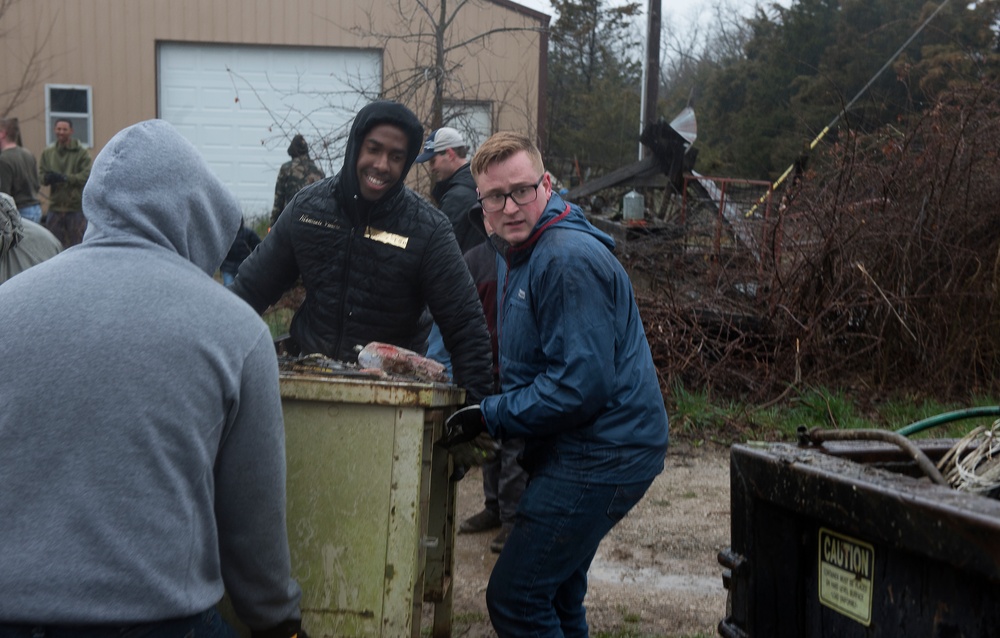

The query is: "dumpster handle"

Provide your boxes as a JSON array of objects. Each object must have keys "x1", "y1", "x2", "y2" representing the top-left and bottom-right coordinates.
[
  {"x1": 798, "y1": 427, "x2": 949, "y2": 486},
  {"x1": 895, "y1": 406, "x2": 1000, "y2": 437}
]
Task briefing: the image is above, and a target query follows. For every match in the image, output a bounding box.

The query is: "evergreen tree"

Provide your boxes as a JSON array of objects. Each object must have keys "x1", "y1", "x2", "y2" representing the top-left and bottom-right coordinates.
[
  {"x1": 660, "y1": 0, "x2": 1000, "y2": 180},
  {"x1": 546, "y1": 0, "x2": 644, "y2": 182}
]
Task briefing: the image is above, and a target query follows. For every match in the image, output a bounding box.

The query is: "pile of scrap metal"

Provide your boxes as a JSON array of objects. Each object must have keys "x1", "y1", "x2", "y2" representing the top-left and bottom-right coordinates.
[{"x1": 564, "y1": 107, "x2": 698, "y2": 203}]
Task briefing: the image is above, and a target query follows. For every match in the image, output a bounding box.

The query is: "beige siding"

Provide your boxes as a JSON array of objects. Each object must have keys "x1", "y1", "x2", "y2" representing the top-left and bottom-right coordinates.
[{"x1": 4, "y1": 0, "x2": 547, "y2": 159}]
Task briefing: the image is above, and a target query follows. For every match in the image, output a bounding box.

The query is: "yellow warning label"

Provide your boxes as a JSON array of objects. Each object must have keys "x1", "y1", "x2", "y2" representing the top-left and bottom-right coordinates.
[{"x1": 818, "y1": 527, "x2": 874, "y2": 626}]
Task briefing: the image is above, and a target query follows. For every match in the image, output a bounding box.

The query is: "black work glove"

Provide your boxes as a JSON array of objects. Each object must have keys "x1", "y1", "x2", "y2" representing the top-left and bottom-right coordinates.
[
  {"x1": 438, "y1": 405, "x2": 499, "y2": 476},
  {"x1": 442, "y1": 405, "x2": 486, "y2": 445},
  {"x1": 43, "y1": 171, "x2": 67, "y2": 185},
  {"x1": 251, "y1": 619, "x2": 307, "y2": 638}
]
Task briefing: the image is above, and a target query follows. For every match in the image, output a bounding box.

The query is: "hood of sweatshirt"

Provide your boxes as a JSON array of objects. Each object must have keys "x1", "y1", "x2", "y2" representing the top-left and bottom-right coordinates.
[
  {"x1": 81, "y1": 119, "x2": 242, "y2": 276},
  {"x1": 337, "y1": 101, "x2": 424, "y2": 219}
]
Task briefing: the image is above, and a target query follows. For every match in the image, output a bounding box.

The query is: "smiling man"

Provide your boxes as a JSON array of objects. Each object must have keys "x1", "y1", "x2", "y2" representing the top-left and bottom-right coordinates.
[
  {"x1": 39, "y1": 118, "x2": 91, "y2": 247},
  {"x1": 441, "y1": 131, "x2": 670, "y2": 637},
  {"x1": 230, "y1": 101, "x2": 492, "y2": 404}
]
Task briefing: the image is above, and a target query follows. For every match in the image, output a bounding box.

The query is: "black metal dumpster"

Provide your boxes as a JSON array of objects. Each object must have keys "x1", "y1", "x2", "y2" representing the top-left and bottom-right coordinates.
[{"x1": 718, "y1": 436, "x2": 1000, "y2": 637}]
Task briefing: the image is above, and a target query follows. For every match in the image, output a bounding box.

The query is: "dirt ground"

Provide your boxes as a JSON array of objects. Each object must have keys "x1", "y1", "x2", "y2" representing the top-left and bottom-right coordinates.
[{"x1": 429, "y1": 440, "x2": 732, "y2": 637}]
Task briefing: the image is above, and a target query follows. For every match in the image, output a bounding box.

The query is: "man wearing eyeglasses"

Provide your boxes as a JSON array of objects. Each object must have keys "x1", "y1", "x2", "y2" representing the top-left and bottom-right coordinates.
[{"x1": 440, "y1": 132, "x2": 670, "y2": 637}]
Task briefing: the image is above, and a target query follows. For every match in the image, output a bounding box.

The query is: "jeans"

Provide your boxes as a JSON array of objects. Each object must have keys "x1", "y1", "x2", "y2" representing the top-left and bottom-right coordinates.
[
  {"x1": 483, "y1": 437, "x2": 528, "y2": 523},
  {"x1": 0, "y1": 609, "x2": 239, "y2": 638},
  {"x1": 18, "y1": 204, "x2": 42, "y2": 224},
  {"x1": 486, "y1": 475, "x2": 655, "y2": 637},
  {"x1": 424, "y1": 322, "x2": 453, "y2": 380},
  {"x1": 221, "y1": 270, "x2": 237, "y2": 286}
]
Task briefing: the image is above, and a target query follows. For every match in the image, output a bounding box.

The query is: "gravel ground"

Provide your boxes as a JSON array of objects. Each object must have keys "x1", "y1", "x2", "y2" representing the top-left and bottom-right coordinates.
[{"x1": 428, "y1": 440, "x2": 732, "y2": 637}]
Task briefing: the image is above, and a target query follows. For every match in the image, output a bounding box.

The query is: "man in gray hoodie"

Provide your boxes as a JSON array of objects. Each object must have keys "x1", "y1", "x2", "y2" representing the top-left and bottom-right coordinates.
[{"x1": 0, "y1": 120, "x2": 304, "y2": 638}]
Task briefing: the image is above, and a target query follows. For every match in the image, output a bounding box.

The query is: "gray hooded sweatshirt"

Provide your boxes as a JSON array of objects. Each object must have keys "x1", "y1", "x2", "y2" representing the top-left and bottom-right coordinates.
[
  {"x1": 0, "y1": 192, "x2": 61, "y2": 282},
  {"x1": 0, "y1": 120, "x2": 302, "y2": 628}
]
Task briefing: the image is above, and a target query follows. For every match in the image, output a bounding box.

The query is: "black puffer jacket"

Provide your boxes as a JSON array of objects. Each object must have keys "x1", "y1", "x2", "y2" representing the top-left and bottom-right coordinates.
[
  {"x1": 431, "y1": 162, "x2": 483, "y2": 254},
  {"x1": 231, "y1": 101, "x2": 493, "y2": 401}
]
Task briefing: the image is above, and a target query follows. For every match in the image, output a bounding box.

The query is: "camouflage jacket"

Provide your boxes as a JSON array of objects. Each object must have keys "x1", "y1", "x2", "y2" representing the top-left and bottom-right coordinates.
[
  {"x1": 39, "y1": 139, "x2": 91, "y2": 213},
  {"x1": 270, "y1": 155, "x2": 325, "y2": 225}
]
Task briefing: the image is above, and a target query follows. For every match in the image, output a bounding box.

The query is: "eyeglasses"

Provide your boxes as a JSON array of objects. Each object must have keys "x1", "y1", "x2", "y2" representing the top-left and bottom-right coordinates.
[{"x1": 478, "y1": 175, "x2": 544, "y2": 214}]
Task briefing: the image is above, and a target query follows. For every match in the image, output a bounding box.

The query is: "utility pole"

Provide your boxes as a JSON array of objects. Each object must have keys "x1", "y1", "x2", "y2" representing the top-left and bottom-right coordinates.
[{"x1": 639, "y1": 0, "x2": 661, "y2": 159}]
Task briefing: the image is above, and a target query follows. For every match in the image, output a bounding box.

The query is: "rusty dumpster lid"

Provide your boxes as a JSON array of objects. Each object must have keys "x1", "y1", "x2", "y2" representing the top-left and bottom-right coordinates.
[{"x1": 276, "y1": 355, "x2": 465, "y2": 407}]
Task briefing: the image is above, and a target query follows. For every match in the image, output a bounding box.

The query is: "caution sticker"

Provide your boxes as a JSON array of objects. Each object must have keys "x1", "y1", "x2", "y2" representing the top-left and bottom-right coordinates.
[{"x1": 818, "y1": 527, "x2": 874, "y2": 626}]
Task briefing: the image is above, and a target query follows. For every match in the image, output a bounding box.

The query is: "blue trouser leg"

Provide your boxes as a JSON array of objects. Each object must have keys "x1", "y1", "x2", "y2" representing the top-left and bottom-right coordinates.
[
  {"x1": 423, "y1": 322, "x2": 453, "y2": 379},
  {"x1": 486, "y1": 475, "x2": 654, "y2": 637},
  {"x1": 483, "y1": 438, "x2": 528, "y2": 523},
  {"x1": 18, "y1": 204, "x2": 42, "y2": 224}
]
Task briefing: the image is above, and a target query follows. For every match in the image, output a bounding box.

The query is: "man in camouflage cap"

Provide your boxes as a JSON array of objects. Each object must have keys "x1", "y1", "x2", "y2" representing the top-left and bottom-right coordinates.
[{"x1": 270, "y1": 134, "x2": 325, "y2": 226}]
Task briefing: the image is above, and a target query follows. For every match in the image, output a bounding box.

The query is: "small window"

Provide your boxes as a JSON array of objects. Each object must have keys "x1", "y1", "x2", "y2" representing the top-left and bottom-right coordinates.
[
  {"x1": 45, "y1": 84, "x2": 93, "y2": 148},
  {"x1": 443, "y1": 101, "x2": 492, "y2": 155}
]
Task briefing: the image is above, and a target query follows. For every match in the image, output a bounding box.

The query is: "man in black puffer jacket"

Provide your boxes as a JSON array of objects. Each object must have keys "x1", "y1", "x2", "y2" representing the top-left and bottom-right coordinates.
[{"x1": 230, "y1": 100, "x2": 493, "y2": 403}]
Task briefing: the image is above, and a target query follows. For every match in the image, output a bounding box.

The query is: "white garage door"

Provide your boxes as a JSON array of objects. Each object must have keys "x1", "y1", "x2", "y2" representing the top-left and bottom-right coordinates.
[{"x1": 158, "y1": 43, "x2": 381, "y2": 220}]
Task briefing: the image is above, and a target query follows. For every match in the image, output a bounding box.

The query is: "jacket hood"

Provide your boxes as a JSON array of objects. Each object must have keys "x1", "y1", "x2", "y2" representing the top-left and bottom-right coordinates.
[
  {"x1": 81, "y1": 119, "x2": 242, "y2": 275},
  {"x1": 488, "y1": 192, "x2": 615, "y2": 260},
  {"x1": 339, "y1": 101, "x2": 424, "y2": 215}
]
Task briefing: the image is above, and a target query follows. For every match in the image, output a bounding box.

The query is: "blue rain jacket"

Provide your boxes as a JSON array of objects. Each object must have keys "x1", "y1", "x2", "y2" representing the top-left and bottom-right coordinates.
[{"x1": 480, "y1": 193, "x2": 669, "y2": 484}]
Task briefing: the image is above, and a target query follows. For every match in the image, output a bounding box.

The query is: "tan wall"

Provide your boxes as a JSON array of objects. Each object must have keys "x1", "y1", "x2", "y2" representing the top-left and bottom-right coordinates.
[{"x1": 3, "y1": 0, "x2": 547, "y2": 161}]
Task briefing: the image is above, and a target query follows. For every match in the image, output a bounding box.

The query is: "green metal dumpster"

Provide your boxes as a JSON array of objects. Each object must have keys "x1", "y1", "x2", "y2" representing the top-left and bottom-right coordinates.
[
  {"x1": 279, "y1": 372, "x2": 465, "y2": 638},
  {"x1": 718, "y1": 435, "x2": 1000, "y2": 637}
]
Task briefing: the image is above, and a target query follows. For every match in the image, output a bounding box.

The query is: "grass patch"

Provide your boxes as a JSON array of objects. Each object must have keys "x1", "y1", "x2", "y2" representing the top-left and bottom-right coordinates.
[{"x1": 667, "y1": 384, "x2": 1000, "y2": 444}]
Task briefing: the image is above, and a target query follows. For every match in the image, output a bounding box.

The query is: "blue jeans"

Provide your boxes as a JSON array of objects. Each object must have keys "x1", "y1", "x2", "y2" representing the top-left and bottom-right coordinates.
[
  {"x1": 486, "y1": 475, "x2": 655, "y2": 637},
  {"x1": 18, "y1": 204, "x2": 42, "y2": 224},
  {"x1": 483, "y1": 437, "x2": 528, "y2": 523},
  {"x1": 424, "y1": 321, "x2": 453, "y2": 380},
  {"x1": 0, "y1": 609, "x2": 239, "y2": 638}
]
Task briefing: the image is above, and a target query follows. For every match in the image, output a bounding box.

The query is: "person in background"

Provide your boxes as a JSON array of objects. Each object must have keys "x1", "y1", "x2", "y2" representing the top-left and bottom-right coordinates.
[
  {"x1": 441, "y1": 131, "x2": 669, "y2": 637},
  {"x1": 415, "y1": 126, "x2": 485, "y2": 379},
  {"x1": 270, "y1": 133, "x2": 325, "y2": 227},
  {"x1": 0, "y1": 119, "x2": 304, "y2": 638},
  {"x1": 0, "y1": 192, "x2": 61, "y2": 283},
  {"x1": 0, "y1": 117, "x2": 43, "y2": 224},
  {"x1": 39, "y1": 118, "x2": 91, "y2": 247},
  {"x1": 230, "y1": 100, "x2": 493, "y2": 406},
  {"x1": 455, "y1": 212, "x2": 528, "y2": 554},
  {"x1": 415, "y1": 126, "x2": 483, "y2": 253},
  {"x1": 221, "y1": 218, "x2": 262, "y2": 285}
]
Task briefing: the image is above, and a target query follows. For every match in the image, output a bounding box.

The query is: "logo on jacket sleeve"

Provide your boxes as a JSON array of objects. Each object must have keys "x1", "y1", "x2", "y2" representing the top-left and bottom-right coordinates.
[{"x1": 517, "y1": 289, "x2": 526, "y2": 300}]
